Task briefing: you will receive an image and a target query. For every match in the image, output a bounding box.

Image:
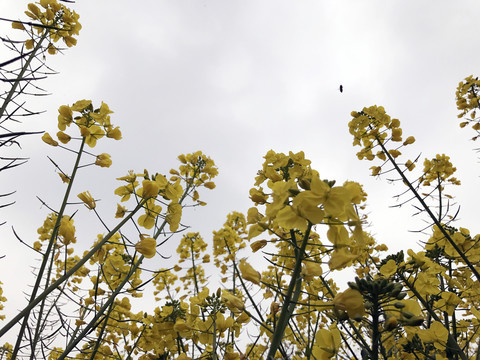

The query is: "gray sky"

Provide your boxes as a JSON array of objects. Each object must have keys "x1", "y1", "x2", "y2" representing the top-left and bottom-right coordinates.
[{"x1": 2, "y1": 0, "x2": 480, "y2": 341}]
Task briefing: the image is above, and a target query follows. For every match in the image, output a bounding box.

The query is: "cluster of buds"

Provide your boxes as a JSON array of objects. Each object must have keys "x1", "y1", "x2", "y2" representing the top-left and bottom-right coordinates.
[
  {"x1": 348, "y1": 277, "x2": 406, "y2": 301},
  {"x1": 343, "y1": 276, "x2": 424, "y2": 332}
]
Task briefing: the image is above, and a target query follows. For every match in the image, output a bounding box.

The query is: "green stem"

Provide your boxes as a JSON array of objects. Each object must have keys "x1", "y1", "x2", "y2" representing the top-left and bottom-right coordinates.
[
  {"x1": 212, "y1": 312, "x2": 218, "y2": 360},
  {"x1": 228, "y1": 245, "x2": 266, "y2": 326},
  {"x1": 29, "y1": 237, "x2": 61, "y2": 360},
  {"x1": 437, "y1": 175, "x2": 443, "y2": 222},
  {"x1": 0, "y1": 29, "x2": 49, "y2": 121},
  {"x1": 398, "y1": 272, "x2": 466, "y2": 360},
  {"x1": 266, "y1": 224, "x2": 311, "y2": 360},
  {"x1": 370, "y1": 295, "x2": 380, "y2": 360},
  {"x1": 377, "y1": 136, "x2": 480, "y2": 283},
  {"x1": 58, "y1": 256, "x2": 144, "y2": 360},
  {"x1": 0, "y1": 198, "x2": 147, "y2": 339},
  {"x1": 10, "y1": 138, "x2": 86, "y2": 359},
  {"x1": 88, "y1": 300, "x2": 115, "y2": 360},
  {"x1": 190, "y1": 239, "x2": 200, "y2": 296},
  {"x1": 58, "y1": 170, "x2": 200, "y2": 357}
]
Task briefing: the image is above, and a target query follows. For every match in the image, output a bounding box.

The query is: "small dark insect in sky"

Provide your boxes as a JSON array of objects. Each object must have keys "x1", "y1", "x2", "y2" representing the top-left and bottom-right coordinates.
[{"x1": 339, "y1": 85, "x2": 343, "y2": 93}]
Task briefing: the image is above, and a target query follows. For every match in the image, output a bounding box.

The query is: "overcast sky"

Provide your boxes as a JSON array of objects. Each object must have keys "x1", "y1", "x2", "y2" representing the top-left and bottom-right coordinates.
[{"x1": 2, "y1": 0, "x2": 480, "y2": 339}]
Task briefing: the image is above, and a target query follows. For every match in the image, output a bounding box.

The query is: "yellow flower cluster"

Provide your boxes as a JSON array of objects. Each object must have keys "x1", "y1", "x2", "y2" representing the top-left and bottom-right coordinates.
[
  {"x1": 212, "y1": 212, "x2": 247, "y2": 272},
  {"x1": 54, "y1": 254, "x2": 89, "y2": 287},
  {"x1": 456, "y1": 75, "x2": 480, "y2": 141},
  {"x1": 174, "y1": 152, "x2": 218, "y2": 201},
  {"x1": 36, "y1": 213, "x2": 76, "y2": 249},
  {"x1": 456, "y1": 75, "x2": 480, "y2": 120},
  {"x1": 420, "y1": 154, "x2": 460, "y2": 186},
  {"x1": 248, "y1": 150, "x2": 365, "y2": 238},
  {"x1": 152, "y1": 269, "x2": 178, "y2": 300},
  {"x1": 349, "y1": 106, "x2": 417, "y2": 176},
  {"x1": 333, "y1": 288, "x2": 365, "y2": 321},
  {"x1": 106, "y1": 289, "x2": 247, "y2": 358},
  {"x1": 177, "y1": 232, "x2": 208, "y2": 262},
  {"x1": 15, "y1": 1, "x2": 81, "y2": 54},
  {"x1": 0, "y1": 282, "x2": 6, "y2": 321},
  {"x1": 349, "y1": 106, "x2": 412, "y2": 159},
  {"x1": 87, "y1": 233, "x2": 118, "y2": 264},
  {"x1": 311, "y1": 326, "x2": 341, "y2": 359},
  {"x1": 115, "y1": 172, "x2": 180, "y2": 231},
  {"x1": 42, "y1": 101, "x2": 120, "y2": 171},
  {"x1": 83, "y1": 236, "x2": 143, "y2": 301},
  {"x1": 174, "y1": 233, "x2": 209, "y2": 292},
  {"x1": 114, "y1": 152, "x2": 217, "y2": 233},
  {"x1": 426, "y1": 225, "x2": 480, "y2": 261}
]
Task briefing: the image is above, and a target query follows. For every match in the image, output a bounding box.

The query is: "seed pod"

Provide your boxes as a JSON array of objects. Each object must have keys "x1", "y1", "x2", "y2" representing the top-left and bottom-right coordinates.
[
  {"x1": 394, "y1": 302, "x2": 405, "y2": 309},
  {"x1": 401, "y1": 311, "x2": 414, "y2": 319},
  {"x1": 384, "y1": 282, "x2": 395, "y2": 294},
  {"x1": 391, "y1": 287, "x2": 402, "y2": 298},
  {"x1": 404, "y1": 316, "x2": 424, "y2": 327}
]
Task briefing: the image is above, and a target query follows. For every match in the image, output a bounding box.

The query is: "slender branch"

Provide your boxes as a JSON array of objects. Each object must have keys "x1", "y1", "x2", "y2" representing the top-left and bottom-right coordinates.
[
  {"x1": 58, "y1": 256, "x2": 144, "y2": 359},
  {"x1": 0, "y1": 198, "x2": 147, "y2": 339},
  {"x1": 266, "y1": 224, "x2": 312, "y2": 360},
  {"x1": 10, "y1": 138, "x2": 86, "y2": 359},
  {"x1": 0, "y1": 27, "x2": 49, "y2": 121},
  {"x1": 398, "y1": 272, "x2": 467, "y2": 360},
  {"x1": 376, "y1": 136, "x2": 480, "y2": 283}
]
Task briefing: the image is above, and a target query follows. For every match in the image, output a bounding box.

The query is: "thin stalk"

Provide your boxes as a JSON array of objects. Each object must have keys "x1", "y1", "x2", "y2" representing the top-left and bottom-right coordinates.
[
  {"x1": 190, "y1": 239, "x2": 200, "y2": 296},
  {"x1": 212, "y1": 312, "x2": 217, "y2": 360},
  {"x1": 437, "y1": 175, "x2": 443, "y2": 222},
  {"x1": 87, "y1": 300, "x2": 115, "y2": 360},
  {"x1": 0, "y1": 29, "x2": 49, "y2": 120},
  {"x1": 376, "y1": 136, "x2": 480, "y2": 283},
  {"x1": 58, "y1": 171, "x2": 200, "y2": 357},
  {"x1": 0, "y1": 198, "x2": 147, "y2": 338},
  {"x1": 58, "y1": 256, "x2": 144, "y2": 360},
  {"x1": 266, "y1": 224, "x2": 311, "y2": 360},
  {"x1": 228, "y1": 244, "x2": 266, "y2": 326},
  {"x1": 370, "y1": 294, "x2": 380, "y2": 360},
  {"x1": 29, "y1": 237, "x2": 62, "y2": 360},
  {"x1": 125, "y1": 324, "x2": 148, "y2": 359},
  {"x1": 233, "y1": 258, "x2": 287, "y2": 359},
  {"x1": 398, "y1": 272, "x2": 466, "y2": 360},
  {"x1": 11, "y1": 138, "x2": 86, "y2": 359}
]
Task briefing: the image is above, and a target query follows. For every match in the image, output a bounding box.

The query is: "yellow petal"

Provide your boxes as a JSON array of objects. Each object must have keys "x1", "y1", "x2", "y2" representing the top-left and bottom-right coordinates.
[
  {"x1": 239, "y1": 259, "x2": 261, "y2": 285},
  {"x1": 135, "y1": 236, "x2": 156, "y2": 258}
]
